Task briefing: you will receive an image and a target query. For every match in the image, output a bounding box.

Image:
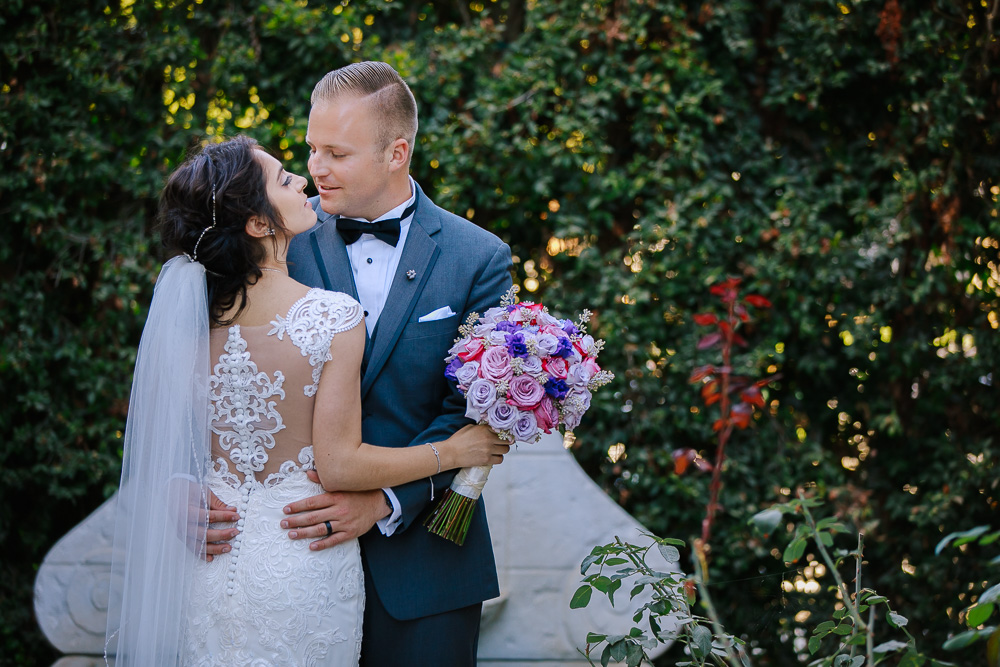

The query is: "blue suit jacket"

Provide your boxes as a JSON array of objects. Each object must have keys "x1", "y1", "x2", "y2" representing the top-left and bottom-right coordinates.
[{"x1": 286, "y1": 182, "x2": 512, "y2": 620}]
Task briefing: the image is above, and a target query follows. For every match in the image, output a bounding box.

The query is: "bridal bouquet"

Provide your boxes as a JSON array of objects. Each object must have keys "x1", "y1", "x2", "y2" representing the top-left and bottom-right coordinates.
[{"x1": 424, "y1": 288, "x2": 614, "y2": 545}]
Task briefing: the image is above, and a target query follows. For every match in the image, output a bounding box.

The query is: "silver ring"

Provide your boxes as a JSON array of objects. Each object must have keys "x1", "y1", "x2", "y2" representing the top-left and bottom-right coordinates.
[{"x1": 323, "y1": 520, "x2": 333, "y2": 537}]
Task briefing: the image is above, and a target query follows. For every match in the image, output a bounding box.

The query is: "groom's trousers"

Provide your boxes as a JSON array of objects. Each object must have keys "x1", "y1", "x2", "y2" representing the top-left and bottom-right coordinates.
[{"x1": 360, "y1": 565, "x2": 482, "y2": 666}]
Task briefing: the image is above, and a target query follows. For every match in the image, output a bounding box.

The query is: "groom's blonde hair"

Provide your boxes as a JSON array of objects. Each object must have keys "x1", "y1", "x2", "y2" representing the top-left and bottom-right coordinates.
[{"x1": 311, "y1": 61, "x2": 418, "y2": 158}]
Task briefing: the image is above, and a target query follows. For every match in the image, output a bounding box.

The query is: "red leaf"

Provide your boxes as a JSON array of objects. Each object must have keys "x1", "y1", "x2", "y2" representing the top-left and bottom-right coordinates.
[
  {"x1": 712, "y1": 418, "x2": 725, "y2": 431},
  {"x1": 740, "y1": 385, "x2": 765, "y2": 408},
  {"x1": 701, "y1": 381, "x2": 720, "y2": 405},
  {"x1": 732, "y1": 333, "x2": 748, "y2": 346},
  {"x1": 697, "y1": 332, "x2": 721, "y2": 350},
  {"x1": 693, "y1": 313, "x2": 719, "y2": 326},
  {"x1": 744, "y1": 294, "x2": 772, "y2": 308},
  {"x1": 684, "y1": 579, "x2": 697, "y2": 603},
  {"x1": 735, "y1": 304, "x2": 749, "y2": 322},
  {"x1": 672, "y1": 448, "x2": 696, "y2": 475},
  {"x1": 688, "y1": 365, "x2": 716, "y2": 383},
  {"x1": 730, "y1": 404, "x2": 752, "y2": 429}
]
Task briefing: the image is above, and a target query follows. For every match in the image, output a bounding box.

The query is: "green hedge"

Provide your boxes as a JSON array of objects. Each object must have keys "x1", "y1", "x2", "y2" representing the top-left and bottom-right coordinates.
[{"x1": 2, "y1": 1, "x2": 997, "y2": 664}]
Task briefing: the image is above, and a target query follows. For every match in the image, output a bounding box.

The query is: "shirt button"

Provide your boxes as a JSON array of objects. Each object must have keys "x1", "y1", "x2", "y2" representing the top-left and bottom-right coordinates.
[
  {"x1": 364, "y1": 310, "x2": 369, "y2": 317},
  {"x1": 367, "y1": 258, "x2": 373, "y2": 264}
]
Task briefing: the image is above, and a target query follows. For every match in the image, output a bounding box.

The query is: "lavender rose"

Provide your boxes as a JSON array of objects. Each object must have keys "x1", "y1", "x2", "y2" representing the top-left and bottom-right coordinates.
[
  {"x1": 486, "y1": 400, "x2": 519, "y2": 432},
  {"x1": 566, "y1": 387, "x2": 593, "y2": 412},
  {"x1": 480, "y1": 346, "x2": 513, "y2": 383},
  {"x1": 566, "y1": 362, "x2": 594, "y2": 387},
  {"x1": 520, "y1": 355, "x2": 543, "y2": 376},
  {"x1": 507, "y1": 374, "x2": 545, "y2": 410},
  {"x1": 473, "y1": 321, "x2": 497, "y2": 337},
  {"x1": 484, "y1": 306, "x2": 507, "y2": 323},
  {"x1": 535, "y1": 333, "x2": 559, "y2": 357},
  {"x1": 455, "y1": 361, "x2": 481, "y2": 388},
  {"x1": 465, "y1": 378, "x2": 499, "y2": 421},
  {"x1": 512, "y1": 409, "x2": 539, "y2": 443}
]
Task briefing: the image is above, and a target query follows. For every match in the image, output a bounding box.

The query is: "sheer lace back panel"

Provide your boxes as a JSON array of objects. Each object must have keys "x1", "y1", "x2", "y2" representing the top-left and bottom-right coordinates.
[{"x1": 208, "y1": 288, "x2": 364, "y2": 486}]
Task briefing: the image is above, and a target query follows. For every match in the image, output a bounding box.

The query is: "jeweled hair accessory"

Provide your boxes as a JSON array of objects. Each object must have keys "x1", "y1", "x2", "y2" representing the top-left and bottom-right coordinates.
[{"x1": 190, "y1": 181, "x2": 217, "y2": 262}]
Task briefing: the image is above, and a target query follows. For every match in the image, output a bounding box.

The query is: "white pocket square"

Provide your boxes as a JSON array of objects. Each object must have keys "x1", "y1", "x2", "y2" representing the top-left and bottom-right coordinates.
[{"x1": 418, "y1": 306, "x2": 457, "y2": 322}]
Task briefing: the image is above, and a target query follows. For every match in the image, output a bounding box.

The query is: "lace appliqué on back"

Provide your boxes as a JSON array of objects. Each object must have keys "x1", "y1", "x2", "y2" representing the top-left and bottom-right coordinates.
[
  {"x1": 268, "y1": 288, "x2": 364, "y2": 396},
  {"x1": 209, "y1": 325, "x2": 286, "y2": 478}
]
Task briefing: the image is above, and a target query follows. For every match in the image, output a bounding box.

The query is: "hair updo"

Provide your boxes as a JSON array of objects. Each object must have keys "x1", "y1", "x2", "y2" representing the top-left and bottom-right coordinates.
[{"x1": 158, "y1": 135, "x2": 287, "y2": 326}]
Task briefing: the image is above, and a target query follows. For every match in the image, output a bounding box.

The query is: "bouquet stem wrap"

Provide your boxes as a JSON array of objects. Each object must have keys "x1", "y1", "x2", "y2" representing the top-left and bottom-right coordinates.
[{"x1": 424, "y1": 464, "x2": 492, "y2": 546}]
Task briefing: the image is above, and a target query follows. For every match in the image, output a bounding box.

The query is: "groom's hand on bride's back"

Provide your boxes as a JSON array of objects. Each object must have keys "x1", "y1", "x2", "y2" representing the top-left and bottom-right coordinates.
[{"x1": 281, "y1": 474, "x2": 389, "y2": 551}]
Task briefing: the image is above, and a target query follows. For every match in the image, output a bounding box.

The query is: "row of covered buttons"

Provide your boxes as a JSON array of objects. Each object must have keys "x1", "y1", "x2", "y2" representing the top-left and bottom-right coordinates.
[{"x1": 225, "y1": 483, "x2": 252, "y2": 596}]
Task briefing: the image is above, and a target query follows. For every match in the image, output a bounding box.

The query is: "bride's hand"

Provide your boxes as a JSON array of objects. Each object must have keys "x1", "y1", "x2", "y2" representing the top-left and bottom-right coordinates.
[{"x1": 439, "y1": 424, "x2": 511, "y2": 469}]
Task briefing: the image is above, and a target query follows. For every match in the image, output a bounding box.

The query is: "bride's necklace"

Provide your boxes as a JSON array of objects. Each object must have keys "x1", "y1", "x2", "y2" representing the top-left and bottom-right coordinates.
[{"x1": 260, "y1": 267, "x2": 287, "y2": 275}]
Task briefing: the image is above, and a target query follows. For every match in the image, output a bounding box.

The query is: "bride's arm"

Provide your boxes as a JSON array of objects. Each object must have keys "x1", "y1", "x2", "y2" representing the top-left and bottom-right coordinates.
[{"x1": 311, "y1": 322, "x2": 506, "y2": 492}]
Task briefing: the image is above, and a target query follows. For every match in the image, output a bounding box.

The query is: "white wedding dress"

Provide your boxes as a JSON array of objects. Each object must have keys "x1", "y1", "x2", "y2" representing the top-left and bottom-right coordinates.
[{"x1": 181, "y1": 288, "x2": 366, "y2": 666}]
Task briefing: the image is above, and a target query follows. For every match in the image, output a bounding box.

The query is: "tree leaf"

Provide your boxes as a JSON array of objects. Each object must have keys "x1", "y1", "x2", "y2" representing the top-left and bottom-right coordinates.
[
  {"x1": 888, "y1": 612, "x2": 909, "y2": 628},
  {"x1": 657, "y1": 543, "x2": 681, "y2": 563},
  {"x1": 783, "y1": 538, "x2": 807, "y2": 564},
  {"x1": 942, "y1": 628, "x2": 985, "y2": 651},
  {"x1": 813, "y1": 621, "x2": 835, "y2": 634},
  {"x1": 626, "y1": 641, "x2": 645, "y2": 667},
  {"x1": 610, "y1": 639, "x2": 628, "y2": 662},
  {"x1": 873, "y1": 639, "x2": 910, "y2": 654},
  {"x1": 570, "y1": 585, "x2": 593, "y2": 609},
  {"x1": 980, "y1": 584, "x2": 1000, "y2": 605},
  {"x1": 967, "y1": 603, "x2": 995, "y2": 628},
  {"x1": 581, "y1": 553, "x2": 603, "y2": 574},
  {"x1": 691, "y1": 625, "x2": 713, "y2": 658}
]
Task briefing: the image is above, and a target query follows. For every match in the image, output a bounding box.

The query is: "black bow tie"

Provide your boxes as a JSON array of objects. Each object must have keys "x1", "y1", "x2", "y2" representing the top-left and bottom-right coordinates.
[{"x1": 336, "y1": 200, "x2": 417, "y2": 247}]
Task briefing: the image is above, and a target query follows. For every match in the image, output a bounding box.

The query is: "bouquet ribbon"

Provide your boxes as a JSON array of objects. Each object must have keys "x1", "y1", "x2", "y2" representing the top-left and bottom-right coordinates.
[{"x1": 450, "y1": 464, "x2": 492, "y2": 500}]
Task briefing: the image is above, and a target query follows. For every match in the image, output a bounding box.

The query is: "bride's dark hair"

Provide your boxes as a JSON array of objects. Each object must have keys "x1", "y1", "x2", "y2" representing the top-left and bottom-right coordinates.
[{"x1": 158, "y1": 135, "x2": 287, "y2": 325}]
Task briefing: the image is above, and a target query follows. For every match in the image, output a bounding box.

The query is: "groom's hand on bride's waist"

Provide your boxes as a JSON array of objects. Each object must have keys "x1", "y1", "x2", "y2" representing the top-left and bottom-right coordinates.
[
  {"x1": 280, "y1": 470, "x2": 390, "y2": 552},
  {"x1": 203, "y1": 490, "x2": 240, "y2": 562}
]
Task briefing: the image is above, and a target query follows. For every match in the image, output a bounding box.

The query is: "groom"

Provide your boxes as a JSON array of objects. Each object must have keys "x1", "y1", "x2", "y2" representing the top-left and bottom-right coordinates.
[{"x1": 282, "y1": 61, "x2": 513, "y2": 665}]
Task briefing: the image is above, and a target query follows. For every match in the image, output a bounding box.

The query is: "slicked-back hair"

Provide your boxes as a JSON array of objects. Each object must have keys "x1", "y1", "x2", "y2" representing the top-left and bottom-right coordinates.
[{"x1": 311, "y1": 61, "x2": 418, "y2": 157}]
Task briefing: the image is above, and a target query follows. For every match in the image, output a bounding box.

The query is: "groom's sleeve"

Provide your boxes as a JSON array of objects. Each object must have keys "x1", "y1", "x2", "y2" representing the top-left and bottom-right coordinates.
[{"x1": 387, "y1": 241, "x2": 513, "y2": 533}]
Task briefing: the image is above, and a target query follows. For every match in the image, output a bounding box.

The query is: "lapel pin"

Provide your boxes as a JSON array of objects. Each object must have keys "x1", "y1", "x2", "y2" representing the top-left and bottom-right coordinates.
[{"x1": 406, "y1": 269, "x2": 416, "y2": 280}]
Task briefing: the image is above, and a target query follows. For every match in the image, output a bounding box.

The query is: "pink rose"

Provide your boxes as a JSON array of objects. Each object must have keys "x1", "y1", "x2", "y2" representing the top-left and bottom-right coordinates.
[
  {"x1": 533, "y1": 395, "x2": 559, "y2": 433},
  {"x1": 480, "y1": 345, "x2": 513, "y2": 383},
  {"x1": 506, "y1": 375, "x2": 545, "y2": 410},
  {"x1": 541, "y1": 356, "x2": 569, "y2": 379},
  {"x1": 457, "y1": 338, "x2": 485, "y2": 363}
]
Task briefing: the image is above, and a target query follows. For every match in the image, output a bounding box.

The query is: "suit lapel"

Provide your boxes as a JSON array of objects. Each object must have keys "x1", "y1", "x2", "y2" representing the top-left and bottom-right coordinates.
[{"x1": 360, "y1": 202, "x2": 441, "y2": 398}]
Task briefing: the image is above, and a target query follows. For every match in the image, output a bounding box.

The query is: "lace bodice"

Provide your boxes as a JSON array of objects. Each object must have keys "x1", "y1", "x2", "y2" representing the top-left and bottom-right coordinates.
[
  {"x1": 208, "y1": 288, "x2": 363, "y2": 486},
  {"x1": 183, "y1": 289, "x2": 366, "y2": 665}
]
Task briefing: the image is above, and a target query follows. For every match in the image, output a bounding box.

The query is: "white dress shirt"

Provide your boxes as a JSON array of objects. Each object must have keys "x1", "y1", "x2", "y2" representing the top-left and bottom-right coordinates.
[{"x1": 338, "y1": 178, "x2": 418, "y2": 535}]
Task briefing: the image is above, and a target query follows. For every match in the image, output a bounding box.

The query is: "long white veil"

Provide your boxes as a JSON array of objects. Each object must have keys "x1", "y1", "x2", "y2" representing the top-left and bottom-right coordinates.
[{"x1": 105, "y1": 255, "x2": 211, "y2": 665}]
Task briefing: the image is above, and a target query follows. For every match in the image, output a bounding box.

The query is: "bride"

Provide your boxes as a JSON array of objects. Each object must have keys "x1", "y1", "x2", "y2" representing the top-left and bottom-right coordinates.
[{"x1": 105, "y1": 135, "x2": 508, "y2": 666}]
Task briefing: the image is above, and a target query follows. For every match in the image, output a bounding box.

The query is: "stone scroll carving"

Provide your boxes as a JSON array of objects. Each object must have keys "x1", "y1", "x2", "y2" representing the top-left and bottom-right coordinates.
[{"x1": 34, "y1": 433, "x2": 678, "y2": 666}]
